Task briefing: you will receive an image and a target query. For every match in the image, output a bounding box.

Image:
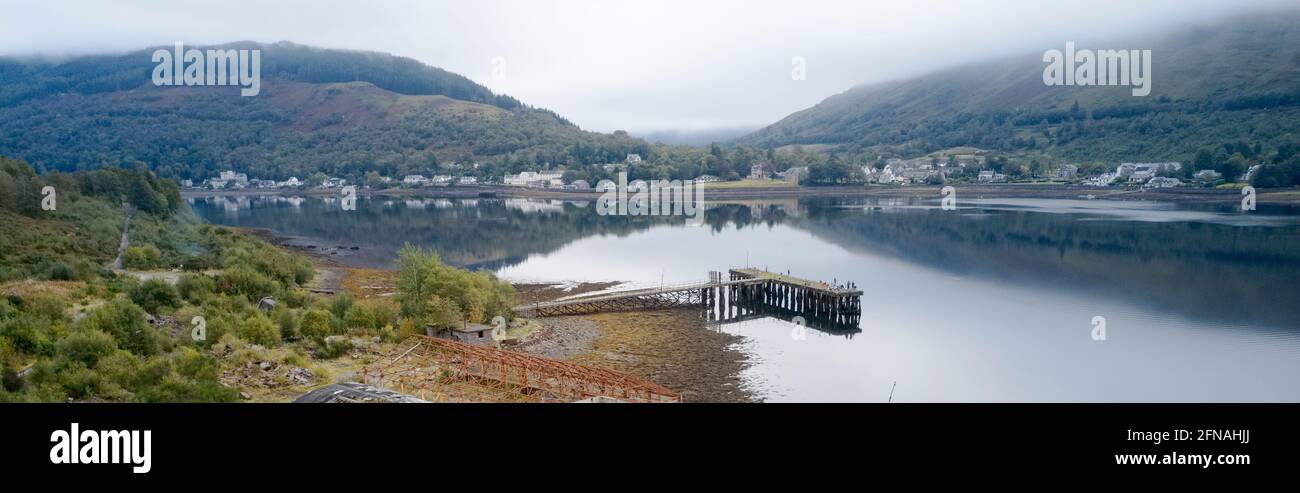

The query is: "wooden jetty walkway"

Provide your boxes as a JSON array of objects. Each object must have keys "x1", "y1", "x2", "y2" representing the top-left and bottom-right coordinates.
[{"x1": 517, "y1": 268, "x2": 863, "y2": 326}]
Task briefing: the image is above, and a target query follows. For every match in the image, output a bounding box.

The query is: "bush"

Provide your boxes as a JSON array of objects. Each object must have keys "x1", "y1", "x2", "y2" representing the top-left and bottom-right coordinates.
[
  {"x1": 276, "y1": 309, "x2": 299, "y2": 340},
  {"x1": 23, "y1": 294, "x2": 67, "y2": 322},
  {"x1": 314, "y1": 335, "x2": 352, "y2": 359},
  {"x1": 47, "y1": 261, "x2": 76, "y2": 281},
  {"x1": 329, "y1": 293, "x2": 355, "y2": 320},
  {"x1": 78, "y1": 299, "x2": 159, "y2": 356},
  {"x1": 123, "y1": 245, "x2": 163, "y2": 270},
  {"x1": 176, "y1": 273, "x2": 215, "y2": 303},
  {"x1": 0, "y1": 299, "x2": 17, "y2": 320},
  {"x1": 343, "y1": 301, "x2": 395, "y2": 333},
  {"x1": 299, "y1": 309, "x2": 334, "y2": 340},
  {"x1": 55, "y1": 330, "x2": 119, "y2": 367},
  {"x1": 0, "y1": 315, "x2": 55, "y2": 356},
  {"x1": 215, "y1": 268, "x2": 281, "y2": 302},
  {"x1": 1, "y1": 366, "x2": 21, "y2": 392},
  {"x1": 237, "y1": 314, "x2": 281, "y2": 347},
  {"x1": 128, "y1": 278, "x2": 180, "y2": 314}
]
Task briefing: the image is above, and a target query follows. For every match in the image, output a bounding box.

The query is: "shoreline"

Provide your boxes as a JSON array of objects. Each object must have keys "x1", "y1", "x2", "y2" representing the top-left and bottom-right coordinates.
[
  {"x1": 184, "y1": 183, "x2": 1300, "y2": 206},
  {"x1": 246, "y1": 226, "x2": 757, "y2": 402}
]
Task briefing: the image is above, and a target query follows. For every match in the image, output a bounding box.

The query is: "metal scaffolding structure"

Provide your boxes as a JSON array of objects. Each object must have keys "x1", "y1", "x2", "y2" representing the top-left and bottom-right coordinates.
[{"x1": 362, "y1": 336, "x2": 681, "y2": 403}]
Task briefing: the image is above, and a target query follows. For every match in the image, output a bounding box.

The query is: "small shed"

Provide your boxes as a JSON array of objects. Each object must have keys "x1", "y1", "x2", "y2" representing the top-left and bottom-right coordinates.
[{"x1": 426, "y1": 323, "x2": 497, "y2": 347}]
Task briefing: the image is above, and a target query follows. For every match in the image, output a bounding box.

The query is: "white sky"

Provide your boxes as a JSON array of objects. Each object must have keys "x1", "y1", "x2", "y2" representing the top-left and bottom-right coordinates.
[{"x1": 0, "y1": 0, "x2": 1290, "y2": 134}]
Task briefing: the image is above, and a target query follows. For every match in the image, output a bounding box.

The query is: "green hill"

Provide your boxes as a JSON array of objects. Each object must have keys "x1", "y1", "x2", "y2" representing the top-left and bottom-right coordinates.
[
  {"x1": 738, "y1": 10, "x2": 1300, "y2": 163},
  {"x1": 0, "y1": 41, "x2": 646, "y2": 181}
]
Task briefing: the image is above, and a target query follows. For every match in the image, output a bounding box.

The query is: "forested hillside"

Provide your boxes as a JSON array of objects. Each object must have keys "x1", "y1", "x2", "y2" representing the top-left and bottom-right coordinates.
[
  {"x1": 739, "y1": 10, "x2": 1300, "y2": 166},
  {"x1": 0, "y1": 42, "x2": 652, "y2": 181}
]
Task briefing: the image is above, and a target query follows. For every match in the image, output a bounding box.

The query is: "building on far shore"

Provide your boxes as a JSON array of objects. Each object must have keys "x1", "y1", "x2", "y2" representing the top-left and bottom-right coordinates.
[
  {"x1": 1145, "y1": 176, "x2": 1182, "y2": 188},
  {"x1": 504, "y1": 171, "x2": 564, "y2": 187},
  {"x1": 1057, "y1": 163, "x2": 1079, "y2": 180}
]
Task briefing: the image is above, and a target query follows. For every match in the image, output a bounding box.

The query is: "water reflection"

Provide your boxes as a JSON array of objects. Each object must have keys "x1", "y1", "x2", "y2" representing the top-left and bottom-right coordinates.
[{"x1": 190, "y1": 194, "x2": 1300, "y2": 401}]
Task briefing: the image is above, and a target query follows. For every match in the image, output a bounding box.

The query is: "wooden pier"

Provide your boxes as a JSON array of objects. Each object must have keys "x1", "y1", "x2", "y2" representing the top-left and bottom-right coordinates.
[
  {"x1": 717, "y1": 269, "x2": 862, "y2": 327},
  {"x1": 517, "y1": 269, "x2": 863, "y2": 328}
]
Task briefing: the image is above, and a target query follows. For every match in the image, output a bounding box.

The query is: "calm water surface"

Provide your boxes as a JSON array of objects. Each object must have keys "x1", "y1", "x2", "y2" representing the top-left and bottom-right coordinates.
[{"x1": 192, "y1": 195, "x2": 1300, "y2": 402}]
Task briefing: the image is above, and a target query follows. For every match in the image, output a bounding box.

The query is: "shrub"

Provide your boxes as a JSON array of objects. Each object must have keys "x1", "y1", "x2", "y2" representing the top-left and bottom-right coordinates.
[
  {"x1": 1, "y1": 366, "x2": 21, "y2": 392},
  {"x1": 47, "y1": 261, "x2": 76, "y2": 281},
  {"x1": 215, "y1": 268, "x2": 281, "y2": 302},
  {"x1": 0, "y1": 299, "x2": 17, "y2": 320},
  {"x1": 343, "y1": 307, "x2": 372, "y2": 333},
  {"x1": 23, "y1": 294, "x2": 67, "y2": 322},
  {"x1": 123, "y1": 245, "x2": 163, "y2": 270},
  {"x1": 128, "y1": 278, "x2": 180, "y2": 314},
  {"x1": 293, "y1": 262, "x2": 315, "y2": 286},
  {"x1": 55, "y1": 330, "x2": 119, "y2": 367},
  {"x1": 329, "y1": 293, "x2": 355, "y2": 320},
  {"x1": 299, "y1": 309, "x2": 334, "y2": 340},
  {"x1": 314, "y1": 335, "x2": 352, "y2": 359},
  {"x1": 237, "y1": 314, "x2": 281, "y2": 347},
  {"x1": 78, "y1": 299, "x2": 159, "y2": 356},
  {"x1": 277, "y1": 309, "x2": 299, "y2": 340},
  {"x1": 0, "y1": 314, "x2": 55, "y2": 356},
  {"x1": 176, "y1": 273, "x2": 216, "y2": 303}
]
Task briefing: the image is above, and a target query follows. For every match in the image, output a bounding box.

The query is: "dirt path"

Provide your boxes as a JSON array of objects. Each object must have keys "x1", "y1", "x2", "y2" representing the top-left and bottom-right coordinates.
[{"x1": 108, "y1": 203, "x2": 134, "y2": 270}]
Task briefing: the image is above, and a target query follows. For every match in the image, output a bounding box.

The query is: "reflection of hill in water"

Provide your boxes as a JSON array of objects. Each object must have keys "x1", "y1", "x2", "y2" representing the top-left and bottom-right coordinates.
[
  {"x1": 193, "y1": 195, "x2": 1300, "y2": 329},
  {"x1": 192, "y1": 196, "x2": 688, "y2": 269},
  {"x1": 790, "y1": 199, "x2": 1300, "y2": 330}
]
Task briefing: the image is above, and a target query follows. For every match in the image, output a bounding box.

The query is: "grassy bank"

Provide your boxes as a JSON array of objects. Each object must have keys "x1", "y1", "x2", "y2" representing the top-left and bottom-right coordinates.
[{"x1": 0, "y1": 157, "x2": 438, "y2": 402}]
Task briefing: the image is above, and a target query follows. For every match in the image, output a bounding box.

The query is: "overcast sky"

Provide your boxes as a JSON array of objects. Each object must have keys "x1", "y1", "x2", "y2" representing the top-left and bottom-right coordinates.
[{"x1": 0, "y1": 0, "x2": 1291, "y2": 135}]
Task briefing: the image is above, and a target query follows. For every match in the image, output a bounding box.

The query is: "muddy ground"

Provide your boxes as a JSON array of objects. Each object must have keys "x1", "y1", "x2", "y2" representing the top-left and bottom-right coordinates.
[
  {"x1": 514, "y1": 282, "x2": 755, "y2": 403},
  {"x1": 244, "y1": 228, "x2": 756, "y2": 402}
]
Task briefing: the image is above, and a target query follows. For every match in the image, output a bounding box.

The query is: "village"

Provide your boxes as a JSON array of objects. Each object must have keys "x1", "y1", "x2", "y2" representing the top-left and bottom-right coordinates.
[{"x1": 182, "y1": 149, "x2": 1264, "y2": 195}]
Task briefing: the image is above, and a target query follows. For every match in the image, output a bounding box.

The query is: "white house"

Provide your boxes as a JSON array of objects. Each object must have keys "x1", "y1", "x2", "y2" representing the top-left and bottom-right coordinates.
[
  {"x1": 977, "y1": 170, "x2": 1006, "y2": 183},
  {"x1": 402, "y1": 175, "x2": 427, "y2": 186},
  {"x1": 1127, "y1": 165, "x2": 1156, "y2": 184},
  {"x1": 625, "y1": 153, "x2": 642, "y2": 164},
  {"x1": 1146, "y1": 177, "x2": 1182, "y2": 188},
  {"x1": 505, "y1": 171, "x2": 563, "y2": 187}
]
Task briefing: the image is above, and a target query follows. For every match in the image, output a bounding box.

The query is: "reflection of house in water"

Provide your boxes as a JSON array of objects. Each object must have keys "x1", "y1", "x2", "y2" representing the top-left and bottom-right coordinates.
[
  {"x1": 203, "y1": 195, "x2": 252, "y2": 214},
  {"x1": 504, "y1": 198, "x2": 565, "y2": 214}
]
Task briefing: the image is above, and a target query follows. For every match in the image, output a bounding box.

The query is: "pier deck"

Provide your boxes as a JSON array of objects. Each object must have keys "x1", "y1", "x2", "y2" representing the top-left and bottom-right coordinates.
[{"x1": 516, "y1": 269, "x2": 862, "y2": 326}]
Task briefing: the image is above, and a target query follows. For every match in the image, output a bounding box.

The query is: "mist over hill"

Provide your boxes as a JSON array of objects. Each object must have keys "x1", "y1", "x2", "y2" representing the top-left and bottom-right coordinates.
[{"x1": 738, "y1": 9, "x2": 1300, "y2": 164}]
